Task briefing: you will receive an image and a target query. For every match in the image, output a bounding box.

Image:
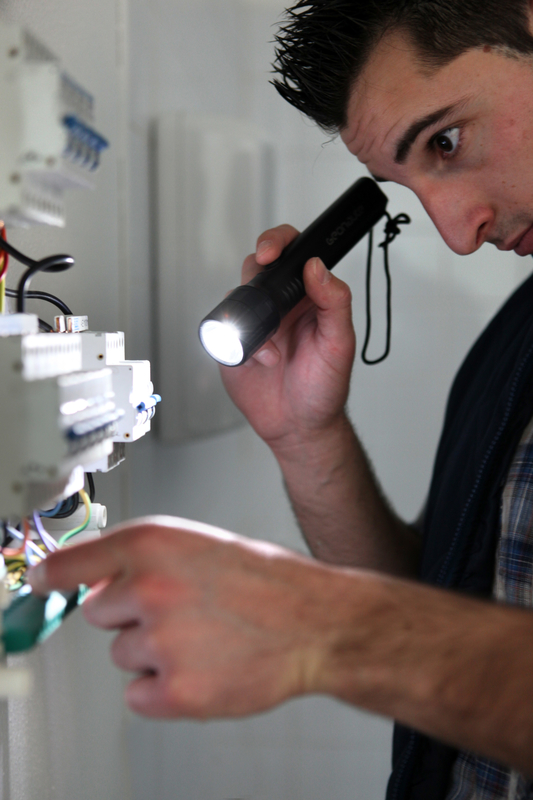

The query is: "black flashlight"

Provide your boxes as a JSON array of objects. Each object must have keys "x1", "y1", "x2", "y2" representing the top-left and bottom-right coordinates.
[{"x1": 199, "y1": 177, "x2": 388, "y2": 367}]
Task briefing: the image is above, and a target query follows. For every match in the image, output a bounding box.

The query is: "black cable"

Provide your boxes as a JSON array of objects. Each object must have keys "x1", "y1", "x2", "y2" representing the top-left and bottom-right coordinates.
[
  {"x1": 37, "y1": 476, "x2": 93, "y2": 522},
  {"x1": 16, "y1": 257, "x2": 74, "y2": 313},
  {"x1": 361, "y1": 211, "x2": 411, "y2": 366},
  {"x1": 86, "y1": 473, "x2": 96, "y2": 503},
  {"x1": 5, "y1": 287, "x2": 72, "y2": 315},
  {"x1": 51, "y1": 494, "x2": 80, "y2": 519},
  {"x1": 0, "y1": 238, "x2": 75, "y2": 313},
  {"x1": 38, "y1": 319, "x2": 54, "y2": 332},
  {"x1": 1, "y1": 521, "x2": 12, "y2": 549},
  {"x1": 0, "y1": 237, "x2": 35, "y2": 268}
]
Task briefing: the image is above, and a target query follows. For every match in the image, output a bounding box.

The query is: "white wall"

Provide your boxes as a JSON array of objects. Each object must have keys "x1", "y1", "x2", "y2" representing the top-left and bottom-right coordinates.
[{"x1": 0, "y1": 0, "x2": 531, "y2": 798}]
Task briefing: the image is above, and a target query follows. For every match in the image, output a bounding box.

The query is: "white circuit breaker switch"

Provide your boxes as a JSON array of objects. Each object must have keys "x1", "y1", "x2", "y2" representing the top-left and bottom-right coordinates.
[
  {"x1": 112, "y1": 361, "x2": 160, "y2": 442},
  {"x1": 17, "y1": 368, "x2": 118, "y2": 512},
  {"x1": 0, "y1": 313, "x2": 38, "y2": 337},
  {"x1": 0, "y1": 330, "x2": 82, "y2": 380},
  {"x1": 0, "y1": 23, "x2": 108, "y2": 227},
  {"x1": 79, "y1": 330, "x2": 125, "y2": 368},
  {"x1": 0, "y1": 330, "x2": 121, "y2": 516},
  {"x1": 79, "y1": 331, "x2": 159, "y2": 442},
  {"x1": 84, "y1": 442, "x2": 126, "y2": 473}
]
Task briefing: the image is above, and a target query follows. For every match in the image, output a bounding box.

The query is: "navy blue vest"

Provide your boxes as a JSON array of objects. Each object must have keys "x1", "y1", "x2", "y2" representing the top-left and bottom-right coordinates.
[{"x1": 386, "y1": 271, "x2": 533, "y2": 800}]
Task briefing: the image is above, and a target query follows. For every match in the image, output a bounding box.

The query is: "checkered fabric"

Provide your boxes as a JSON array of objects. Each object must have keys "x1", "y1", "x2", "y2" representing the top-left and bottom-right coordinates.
[{"x1": 446, "y1": 416, "x2": 533, "y2": 800}]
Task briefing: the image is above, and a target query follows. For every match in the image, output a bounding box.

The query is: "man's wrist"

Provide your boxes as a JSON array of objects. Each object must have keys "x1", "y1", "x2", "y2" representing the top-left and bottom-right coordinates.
[
  {"x1": 270, "y1": 410, "x2": 354, "y2": 470},
  {"x1": 292, "y1": 564, "x2": 395, "y2": 704}
]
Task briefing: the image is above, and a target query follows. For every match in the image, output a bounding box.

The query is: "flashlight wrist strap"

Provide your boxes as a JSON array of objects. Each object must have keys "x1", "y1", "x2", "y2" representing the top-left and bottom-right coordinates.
[{"x1": 361, "y1": 211, "x2": 410, "y2": 366}]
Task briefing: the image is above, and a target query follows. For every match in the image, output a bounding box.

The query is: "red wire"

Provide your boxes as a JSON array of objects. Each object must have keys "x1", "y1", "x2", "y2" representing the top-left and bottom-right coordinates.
[
  {"x1": 2, "y1": 518, "x2": 30, "y2": 558},
  {"x1": 0, "y1": 225, "x2": 8, "y2": 282}
]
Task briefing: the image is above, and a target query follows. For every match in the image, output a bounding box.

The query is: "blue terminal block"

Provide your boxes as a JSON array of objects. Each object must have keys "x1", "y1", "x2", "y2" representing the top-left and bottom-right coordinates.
[
  {"x1": 136, "y1": 394, "x2": 162, "y2": 425},
  {"x1": 62, "y1": 115, "x2": 109, "y2": 171}
]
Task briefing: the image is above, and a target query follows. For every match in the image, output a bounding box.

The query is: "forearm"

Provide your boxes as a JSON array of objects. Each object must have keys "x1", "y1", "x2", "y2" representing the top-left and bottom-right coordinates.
[
  {"x1": 30, "y1": 512, "x2": 533, "y2": 767},
  {"x1": 274, "y1": 411, "x2": 420, "y2": 577},
  {"x1": 310, "y1": 567, "x2": 533, "y2": 776}
]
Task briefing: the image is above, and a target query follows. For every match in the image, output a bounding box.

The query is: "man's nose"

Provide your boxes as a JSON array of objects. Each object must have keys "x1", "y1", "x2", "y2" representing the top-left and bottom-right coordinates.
[{"x1": 418, "y1": 183, "x2": 494, "y2": 256}]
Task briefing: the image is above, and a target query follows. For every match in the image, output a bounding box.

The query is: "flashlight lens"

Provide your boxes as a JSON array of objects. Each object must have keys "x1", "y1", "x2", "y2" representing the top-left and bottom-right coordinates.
[{"x1": 199, "y1": 320, "x2": 244, "y2": 366}]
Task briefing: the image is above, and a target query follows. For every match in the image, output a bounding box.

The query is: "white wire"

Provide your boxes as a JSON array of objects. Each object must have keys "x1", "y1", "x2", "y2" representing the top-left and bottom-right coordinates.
[{"x1": 6, "y1": 526, "x2": 47, "y2": 560}]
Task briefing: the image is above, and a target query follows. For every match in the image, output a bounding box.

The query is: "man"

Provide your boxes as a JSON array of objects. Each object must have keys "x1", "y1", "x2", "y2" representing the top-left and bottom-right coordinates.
[{"x1": 27, "y1": 1, "x2": 533, "y2": 797}]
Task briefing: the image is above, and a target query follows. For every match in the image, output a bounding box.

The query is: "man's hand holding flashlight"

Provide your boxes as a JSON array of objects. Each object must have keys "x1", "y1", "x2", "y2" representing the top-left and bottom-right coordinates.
[
  {"x1": 222, "y1": 225, "x2": 419, "y2": 578},
  {"x1": 220, "y1": 224, "x2": 356, "y2": 456}
]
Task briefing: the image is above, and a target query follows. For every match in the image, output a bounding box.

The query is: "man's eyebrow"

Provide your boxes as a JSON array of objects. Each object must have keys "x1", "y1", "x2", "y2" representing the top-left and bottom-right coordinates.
[{"x1": 394, "y1": 101, "x2": 465, "y2": 164}]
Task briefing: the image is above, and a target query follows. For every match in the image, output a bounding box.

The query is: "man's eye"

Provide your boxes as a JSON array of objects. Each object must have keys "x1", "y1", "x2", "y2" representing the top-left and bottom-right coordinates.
[{"x1": 433, "y1": 127, "x2": 461, "y2": 156}]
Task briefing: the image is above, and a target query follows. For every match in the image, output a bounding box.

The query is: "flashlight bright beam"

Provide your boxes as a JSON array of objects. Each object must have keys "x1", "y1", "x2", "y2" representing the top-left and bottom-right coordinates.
[{"x1": 199, "y1": 177, "x2": 388, "y2": 367}]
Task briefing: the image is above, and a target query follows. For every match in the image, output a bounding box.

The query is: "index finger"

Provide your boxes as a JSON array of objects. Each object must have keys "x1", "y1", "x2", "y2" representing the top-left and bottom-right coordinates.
[
  {"x1": 27, "y1": 534, "x2": 124, "y2": 595},
  {"x1": 242, "y1": 224, "x2": 300, "y2": 284},
  {"x1": 255, "y1": 224, "x2": 299, "y2": 266}
]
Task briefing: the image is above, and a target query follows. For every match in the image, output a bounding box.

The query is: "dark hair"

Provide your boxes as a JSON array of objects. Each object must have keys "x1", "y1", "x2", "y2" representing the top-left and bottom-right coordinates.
[{"x1": 272, "y1": 0, "x2": 533, "y2": 133}]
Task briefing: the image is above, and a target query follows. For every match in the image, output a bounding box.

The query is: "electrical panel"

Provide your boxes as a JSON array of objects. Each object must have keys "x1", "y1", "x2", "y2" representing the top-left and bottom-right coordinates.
[
  {"x1": 0, "y1": 21, "x2": 158, "y2": 679},
  {"x1": 0, "y1": 313, "x2": 161, "y2": 667}
]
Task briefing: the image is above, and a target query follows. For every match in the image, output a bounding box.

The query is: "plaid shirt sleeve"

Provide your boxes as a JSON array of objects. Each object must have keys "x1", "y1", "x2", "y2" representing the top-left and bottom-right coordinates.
[{"x1": 446, "y1": 416, "x2": 533, "y2": 800}]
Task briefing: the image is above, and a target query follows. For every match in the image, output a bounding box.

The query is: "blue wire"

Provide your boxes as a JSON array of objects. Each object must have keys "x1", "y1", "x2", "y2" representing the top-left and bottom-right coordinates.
[{"x1": 39, "y1": 501, "x2": 64, "y2": 518}]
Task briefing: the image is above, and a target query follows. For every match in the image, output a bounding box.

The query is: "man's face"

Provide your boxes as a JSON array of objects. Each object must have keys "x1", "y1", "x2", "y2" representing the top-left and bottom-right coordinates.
[{"x1": 341, "y1": 32, "x2": 533, "y2": 256}]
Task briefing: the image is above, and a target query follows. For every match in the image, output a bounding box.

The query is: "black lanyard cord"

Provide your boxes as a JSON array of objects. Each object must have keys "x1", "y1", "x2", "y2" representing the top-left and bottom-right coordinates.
[{"x1": 361, "y1": 211, "x2": 411, "y2": 365}]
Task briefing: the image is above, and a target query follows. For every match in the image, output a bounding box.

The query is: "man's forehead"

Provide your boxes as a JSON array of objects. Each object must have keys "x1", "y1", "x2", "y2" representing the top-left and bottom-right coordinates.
[
  {"x1": 342, "y1": 36, "x2": 448, "y2": 150},
  {"x1": 340, "y1": 33, "x2": 487, "y2": 169},
  {"x1": 341, "y1": 45, "x2": 413, "y2": 158}
]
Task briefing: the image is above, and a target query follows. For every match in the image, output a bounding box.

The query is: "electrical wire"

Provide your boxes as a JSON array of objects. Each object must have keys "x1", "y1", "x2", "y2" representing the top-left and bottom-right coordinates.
[
  {"x1": 39, "y1": 501, "x2": 64, "y2": 518},
  {"x1": 17, "y1": 256, "x2": 75, "y2": 313},
  {"x1": 0, "y1": 226, "x2": 9, "y2": 314},
  {"x1": 58, "y1": 490, "x2": 91, "y2": 546},
  {"x1": 25, "y1": 540, "x2": 41, "y2": 566},
  {"x1": 0, "y1": 227, "x2": 9, "y2": 279},
  {"x1": 51, "y1": 493, "x2": 80, "y2": 519},
  {"x1": 4, "y1": 527, "x2": 45, "y2": 562},
  {"x1": 48, "y1": 478, "x2": 94, "y2": 520},
  {"x1": 4, "y1": 287, "x2": 72, "y2": 316},
  {"x1": 2, "y1": 518, "x2": 30, "y2": 557},
  {"x1": 1, "y1": 521, "x2": 11, "y2": 549},
  {"x1": 86, "y1": 473, "x2": 96, "y2": 503},
  {"x1": 0, "y1": 236, "x2": 75, "y2": 313},
  {"x1": 32, "y1": 511, "x2": 59, "y2": 553}
]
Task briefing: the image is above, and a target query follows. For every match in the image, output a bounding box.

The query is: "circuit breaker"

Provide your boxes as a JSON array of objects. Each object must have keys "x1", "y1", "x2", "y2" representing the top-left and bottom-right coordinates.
[
  {"x1": 0, "y1": 314, "x2": 119, "y2": 517},
  {"x1": 78, "y1": 329, "x2": 160, "y2": 444},
  {"x1": 0, "y1": 23, "x2": 108, "y2": 227}
]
